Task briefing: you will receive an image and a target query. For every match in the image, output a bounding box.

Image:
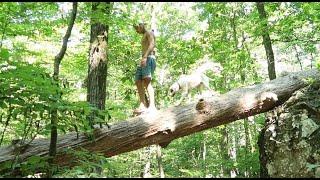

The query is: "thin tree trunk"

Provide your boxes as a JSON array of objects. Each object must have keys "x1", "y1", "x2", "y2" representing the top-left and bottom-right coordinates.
[
  {"x1": 0, "y1": 107, "x2": 13, "y2": 146},
  {"x1": 230, "y1": 9, "x2": 242, "y2": 177},
  {"x1": 243, "y1": 119, "x2": 250, "y2": 177},
  {"x1": 48, "y1": 2, "x2": 77, "y2": 177},
  {"x1": 240, "y1": 32, "x2": 258, "y2": 163},
  {"x1": 239, "y1": 25, "x2": 252, "y2": 178},
  {"x1": 230, "y1": 7, "x2": 238, "y2": 51},
  {"x1": 156, "y1": 145, "x2": 165, "y2": 178},
  {"x1": 256, "y1": 3, "x2": 277, "y2": 178},
  {"x1": 293, "y1": 45, "x2": 303, "y2": 70},
  {"x1": 219, "y1": 74, "x2": 231, "y2": 177},
  {"x1": 256, "y1": 2, "x2": 276, "y2": 80},
  {"x1": 87, "y1": 2, "x2": 110, "y2": 128},
  {"x1": 310, "y1": 52, "x2": 314, "y2": 69},
  {"x1": 141, "y1": 146, "x2": 152, "y2": 178},
  {"x1": 202, "y1": 134, "x2": 207, "y2": 177},
  {"x1": 230, "y1": 125, "x2": 237, "y2": 178},
  {"x1": 53, "y1": 2, "x2": 78, "y2": 77},
  {"x1": 247, "y1": 117, "x2": 256, "y2": 153},
  {"x1": 219, "y1": 125, "x2": 229, "y2": 177},
  {"x1": 0, "y1": 21, "x2": 9, "y2": 50},
  {"x1": 0, "y1": 5, "x2": 11, "y2": 50},
  {"x1": 242, "y1": 31, "x2": 260, "y2": 84}
]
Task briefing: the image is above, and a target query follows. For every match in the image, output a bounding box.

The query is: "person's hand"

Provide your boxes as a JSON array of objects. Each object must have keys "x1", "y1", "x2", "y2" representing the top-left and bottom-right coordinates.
[{"x1": 140, "y1": 57, "x2": 147, "y2": 67}]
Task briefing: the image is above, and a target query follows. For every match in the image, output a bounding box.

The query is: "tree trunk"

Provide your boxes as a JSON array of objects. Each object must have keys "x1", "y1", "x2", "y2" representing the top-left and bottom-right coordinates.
[
  {"x1": 53, "y1": 2, "x2": 78, "y2": 78},
  {"x1": 219, "y1": 77, "x2": 231, "y2": 177},
  {"x1": 243, "y1": 118, "x2": 250, "y2": 177},
  {"x1": 310, "y1": 52, "x2": 314, "y2": 69},
  {"x1": 141, "y1": 146, "x2": 152, "y2": 178},
  {"x1": 0, "y1": 69, "x2": 319, "y2": 171},
  {"x1": 230, "y1": 7, "x2": 238, "y2": 51},
  {"x1": 156, "y1": 145, "x2": 165, "y2": 178},
  {"x1": 202, "y1": 134, "x2": 207, "y2": 177},
  {"x1": 87, "y1": 2, "x2": 110, "y2": 128},
  {"x1": 239, "y1": 26, "x2": 252, "y2": 178},
  {"x1": 219, "y1": 125, "x2": 229, "y2": 177},
  {"x1": 230, "y1": 125, "x2": 238, "y2": 178},
  {"x1": 256, "y1": 2, "x2": 276, "y2": 80},
  {"x1": 0, "y1": 5, "x2": 11, "y2": 49},
  {"x1": 294, "y1": 45, "x2": 303, "y2": 71},
  {"x1": 49, "y1": 2, "x2": 77, "y2": 176},
  {"x1": 256, "y1": 3, "x2": 277, "y2": 177},
  {"x1": 260, "y1": 81, "x2": 320, "y2": 177},
  {"x1": 257, "y1": 120, "x2": 270, "y2": 177}
]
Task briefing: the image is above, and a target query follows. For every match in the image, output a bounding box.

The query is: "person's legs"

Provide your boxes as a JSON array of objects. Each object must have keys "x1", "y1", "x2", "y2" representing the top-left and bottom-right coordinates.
[
  {"x1": 135, "y1": 79, "x2": 148, "y2": 110},
  {"x1": 134, "y1": 67, "x2": 148, "y2": 113},
  {"x1": 143, "y1": 78, "x2": 156, "y2": 110},
  {"x1": 134, "y1": 56, "x2": 157, "y2": 114},
  {"x1": 142, "y1": 56, "x2": 157, "y2": 111}
]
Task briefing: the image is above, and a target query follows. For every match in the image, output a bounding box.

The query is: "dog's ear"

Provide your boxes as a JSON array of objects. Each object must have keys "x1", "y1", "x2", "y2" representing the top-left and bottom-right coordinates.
[
  {"x1": 169, "y1": 89, "x2": 176, "y2": 97},
  {"x1": 168, "y1": 84, "x2": 175, "y2": 97}
]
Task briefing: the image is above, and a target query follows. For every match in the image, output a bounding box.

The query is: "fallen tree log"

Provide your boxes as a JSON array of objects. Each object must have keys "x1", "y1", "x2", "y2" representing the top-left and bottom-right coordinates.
[{"x1": 0, "y1": 69, "x2": 319, "y2": 168}]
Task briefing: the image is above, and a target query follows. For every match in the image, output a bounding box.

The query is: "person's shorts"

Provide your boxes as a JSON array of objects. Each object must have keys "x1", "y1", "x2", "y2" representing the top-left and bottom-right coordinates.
[{"x1": 135, "y1": 55, "x2": 156, "y2": 81}]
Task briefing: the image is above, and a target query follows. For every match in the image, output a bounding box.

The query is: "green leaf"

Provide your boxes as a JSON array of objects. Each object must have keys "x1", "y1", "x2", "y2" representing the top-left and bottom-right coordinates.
[{"x1": 0, "y1": 48, "x2": 10, "y2": 60}]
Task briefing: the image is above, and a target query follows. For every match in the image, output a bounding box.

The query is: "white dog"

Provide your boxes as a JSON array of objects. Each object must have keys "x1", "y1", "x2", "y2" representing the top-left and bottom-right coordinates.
[{"x1": 169, "y1": 61, "x2": 222, "y2": 105}]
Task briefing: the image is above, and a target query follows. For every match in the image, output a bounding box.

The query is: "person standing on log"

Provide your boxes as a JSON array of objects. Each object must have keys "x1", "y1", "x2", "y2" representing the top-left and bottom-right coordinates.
[{"x1": 133, "y1": 22, "x2": 157, "y2": 115}]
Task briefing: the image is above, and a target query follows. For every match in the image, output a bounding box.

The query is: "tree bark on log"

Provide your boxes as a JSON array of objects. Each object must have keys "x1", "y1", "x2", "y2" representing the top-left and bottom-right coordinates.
[{"x1": 0, "y1": 69, "x2": 319, "y2": 168}]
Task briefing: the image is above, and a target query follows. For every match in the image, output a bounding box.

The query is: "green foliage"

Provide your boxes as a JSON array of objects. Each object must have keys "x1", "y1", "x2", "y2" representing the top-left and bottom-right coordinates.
[
  {"x1": 0, "y1": 1, "x2": 319, "y2": 178},
  {"x1": 0, "y1": 60, "x2": 58, "y2": 144},
  {"x1": 0, "y1": 2, "x2": 59, "y2": 40},
  {"x1": 306, "y1": 163, "x2": 320, "y2": 172},
  {"x1": 0, "y1": 59, "x2": 113, "y2": 145},
  {"x1": 20, "y1": 156, "x2": 51, "y2": 176},
  {"x1": 0, "y1": 156, "x2": 50, "y2": 177},
  {"x1": 316, "y1": 57, "x2": 320, "y2": 70},
  {"x1": 56, "y1": 148, "x2": 113, "y2": 178}
]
